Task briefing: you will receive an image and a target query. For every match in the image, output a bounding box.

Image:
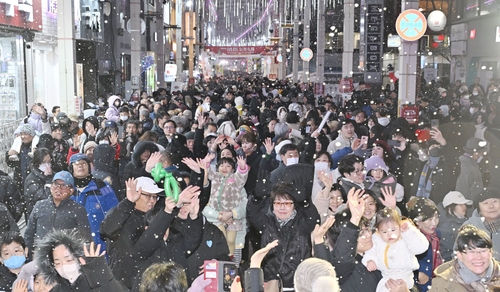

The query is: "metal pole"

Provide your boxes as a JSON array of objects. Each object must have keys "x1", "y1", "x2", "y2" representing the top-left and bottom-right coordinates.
[
  {"x1": 292, "y1": 1, "x2": 299, "y2": 83},
  {"x1": 316, "y1": 0, "x2": 325, "y2": 84},
  {"x1": 343, "y1": 0, "x2": 354, "y2": 77},
  {"x1": 58, "y1": 0, "x2": 76, "y2": 113},
  {"x1": 398, "y1": 0, "x2": 419, "y2": 105},
  {"x1": 176, "y1": 0, "x2": 183, "y2": 80},
  {"x1": 278, "y1": 0, "x2": 286, "y2": 80},
  {"x1": 302, "y1": 0, "x2": 311, "y2": 83},
  {"x1": 157, "y1": 1, "x2": 165, "y2": 89},
  {"x1": 130, "y1": 0, "x2": 141, "y2": 91}
]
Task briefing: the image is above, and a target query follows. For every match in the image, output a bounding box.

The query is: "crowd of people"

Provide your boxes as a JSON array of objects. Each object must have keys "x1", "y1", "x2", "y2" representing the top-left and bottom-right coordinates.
[{"x1": 1, "y1": 74, "x2": 500, "y2": 292}]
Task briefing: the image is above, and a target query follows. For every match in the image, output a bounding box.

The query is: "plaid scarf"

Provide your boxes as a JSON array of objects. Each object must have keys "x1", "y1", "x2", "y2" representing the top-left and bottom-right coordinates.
[
  {"x1": 484, "y1": 215, "x2": 500, "y2": 234},
  {"x1": 416, "y1": 156, "x2": 440, "y2": 199}
]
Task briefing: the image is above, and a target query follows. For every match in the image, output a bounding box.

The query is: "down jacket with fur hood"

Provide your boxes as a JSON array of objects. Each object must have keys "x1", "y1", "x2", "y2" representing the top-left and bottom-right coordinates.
[
  {"x1": 122, "y1": 141, "x2": 159, "y2": 185},
  {"x1": 35, "y1": 230, "x2": 127, "y2": 291}
]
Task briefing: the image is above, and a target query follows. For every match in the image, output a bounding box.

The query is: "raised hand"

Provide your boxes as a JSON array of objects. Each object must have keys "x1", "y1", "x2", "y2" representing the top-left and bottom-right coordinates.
[
  {"x1": 351, "y1": 138, "x2": 362, "y2": 150},
  {"x1": 182, "y1": 157, "x2": 201, "y2": 174},
  {"x1": 263, "y1": 137, "x2": 275, "y2": 155},
  {"x1": 203, "y1": 153, "x2": 216, "y2": 164},
  {"x1": 236, "y1": 156, "x2": 247, "y2": 169},
  {"x1": 318, "y1": 170, "x2": 333, "y2": 188},
  {"x1": 197, "y1": 115, "x2": 207, "y2": 129},
  {"x1": 145, "y1": 151, "x2": 162, "y2": 172},
  {"x1": 380, "y1": 185, "x2": 396, "y2": 208},
  {"x1": 125, "y1": 178, "x2": 142, "y2": 203},
  {"x1": 250, "y1": 239, "x2": 279, "y2": 268},
  {"x1": 214, "y1": 135, "x2": 225, "y2": 146},
  {"x1": 79, "y1": 241, "x2": 105, "y2": 265},
  {"x1": 189, "y1": 196, "x2": 200, "y2": 219},
  {"x1": 347, "y1": 188, "x2": 366, "y2": 225},
  {"x1": 430, "y1": 127, "x2": 446, "y2": 146},
  {"x1": 177, "y1": 185, "x2": 201, "y2": 206},
  {"x1": 109, "y1": 131, "x2": 119, "y2": 146},
  {"x1": 164, "y1": 197, "x2": 177, "y2": 214},
  {"x1": 12, "y1": 279, "x2": 28, "y2": 292},
  {"x1": 312, "y1": 216, "x2": 336, "y2": 244}
]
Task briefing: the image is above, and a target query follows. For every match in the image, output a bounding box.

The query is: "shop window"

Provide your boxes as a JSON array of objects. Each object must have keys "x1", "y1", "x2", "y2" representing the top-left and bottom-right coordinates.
[
  {"x1": 0, "y1": 36, "x2": 25, "y2": 123},
  {"x1": 464, "y1": 0, "x2": 480, "y2": 18},
  {"x1": 480, "y1": 0, "x2": 500, "y2": 15}
]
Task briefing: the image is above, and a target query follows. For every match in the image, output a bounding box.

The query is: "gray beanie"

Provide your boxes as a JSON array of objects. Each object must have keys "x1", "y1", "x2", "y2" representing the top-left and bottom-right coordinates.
[{"x1": 18, "y1": 124, "x2": 35, "y2": 136}]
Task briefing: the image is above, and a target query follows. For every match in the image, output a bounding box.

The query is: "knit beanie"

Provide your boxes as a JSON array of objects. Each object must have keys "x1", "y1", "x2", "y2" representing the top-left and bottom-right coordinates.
[
  {"x1": 407, "y1": 196, "x2": 438, "y2": 223},
  {"x1": 364, "y1": 156, "x2": 388, "y2": 175},
  {"x1": 18, "y1": 124, "x2": 35, "y2": 136},
  {"x1": 294, "y1": 258, "x2": 339, "y2": 292},
  {"x1": 475, "y1": 187, "x2": 500, "y2": 210}
]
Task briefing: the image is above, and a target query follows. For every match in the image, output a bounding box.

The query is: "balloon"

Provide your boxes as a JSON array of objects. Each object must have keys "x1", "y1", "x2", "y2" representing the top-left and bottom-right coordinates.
[
  {"x1": 427, "y1": 11, "x2": 447, "y2": 32},
  {"x1": 151, "y1": 163, "x2": 180, "y2": 202}
]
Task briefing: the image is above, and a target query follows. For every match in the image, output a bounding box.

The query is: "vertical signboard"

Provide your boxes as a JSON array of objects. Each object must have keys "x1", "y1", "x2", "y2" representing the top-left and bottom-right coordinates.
[{"x1": 361, "y1": 0, "x2": 384, "y2": 83}]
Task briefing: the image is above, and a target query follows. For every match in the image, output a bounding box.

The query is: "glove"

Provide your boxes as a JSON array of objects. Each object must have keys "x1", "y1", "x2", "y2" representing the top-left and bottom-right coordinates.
[{"x1": 253, "y1": 169, "x2": 271, "y2": 199}]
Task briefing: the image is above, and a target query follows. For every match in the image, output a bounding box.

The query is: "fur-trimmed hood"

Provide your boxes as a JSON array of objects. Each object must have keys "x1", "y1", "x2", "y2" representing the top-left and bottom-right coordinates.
[
  {"x1": 131, "y1": 141, "x2": 160, "y2": 168},
  {"x1": 34, "y1": 230, "x2": 85, "y2": 285}
]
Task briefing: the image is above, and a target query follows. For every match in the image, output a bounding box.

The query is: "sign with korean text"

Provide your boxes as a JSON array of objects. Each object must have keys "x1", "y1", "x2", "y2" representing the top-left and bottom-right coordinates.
[
  {"x1": 396, "y1": 9, "x2": 427, "y2": 41},
  {"x1": 205, "y1": 46, "x2": 274, "y2": 56}
]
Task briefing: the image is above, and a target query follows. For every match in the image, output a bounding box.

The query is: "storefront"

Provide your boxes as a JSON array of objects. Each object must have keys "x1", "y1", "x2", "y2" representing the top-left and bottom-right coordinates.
[
  {"x1": 0, "y1": 1, "x2": 42, "y2": 123},
  {"x1": 451, "y1": 1, "x2": 500, "y2": 88}
]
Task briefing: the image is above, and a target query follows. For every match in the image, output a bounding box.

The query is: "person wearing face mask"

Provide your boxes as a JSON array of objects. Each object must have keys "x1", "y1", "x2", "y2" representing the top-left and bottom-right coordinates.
[
  {"x1": 455, "y1": 137, "x2": 489, "y2": 202},
  {"x1": 105, "y1": 95, "x2": 122, "y2": 123},
  {"x1": 35, "y1": 230, "x2": 126, "y2": 292},
  {"x1": 265, "y1": 143, "x2": 300, "y2": 185},
  {"x1": 411, "y1": 141, "x2": 456, "y2": 205},
  {"x1": 24, "y1": 148, "x2": 53, "y2": 218},
  {"x1": 0, "y1": 232, "x2": 29, "y2": 292}
]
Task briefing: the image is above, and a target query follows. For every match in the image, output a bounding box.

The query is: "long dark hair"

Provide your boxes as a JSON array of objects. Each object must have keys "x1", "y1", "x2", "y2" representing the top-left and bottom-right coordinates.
[{"x1": 31, "y1": 148, "x2": 52, "y2": 169}]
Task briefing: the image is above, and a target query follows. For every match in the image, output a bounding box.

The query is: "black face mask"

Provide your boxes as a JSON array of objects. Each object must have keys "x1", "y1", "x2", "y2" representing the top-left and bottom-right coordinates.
[{"x1": 429, "y1": 147, "x2": 441, "y2": 157}]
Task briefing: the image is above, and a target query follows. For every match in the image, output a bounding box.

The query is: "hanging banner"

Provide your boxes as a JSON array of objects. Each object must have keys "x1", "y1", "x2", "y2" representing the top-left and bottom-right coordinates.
[{"x1": 205, "y1": 46, "x2": 274, "y2": 55}]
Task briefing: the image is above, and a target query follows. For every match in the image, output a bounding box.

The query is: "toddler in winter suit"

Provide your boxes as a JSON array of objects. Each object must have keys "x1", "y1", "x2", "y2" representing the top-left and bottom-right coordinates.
[
  {"x1": 202, "y1": 156, "x2": 248, "y2": 256},
  {"x1": 362, "y1": 208, "x2": 429, "y2": 292}
]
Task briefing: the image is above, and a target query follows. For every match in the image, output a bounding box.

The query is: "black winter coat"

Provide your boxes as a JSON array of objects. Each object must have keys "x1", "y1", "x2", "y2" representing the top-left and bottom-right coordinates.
[
  {"x1": 24, "y1": 167, "x2": 51, "y2": 218},
  {"x1": 122, "y1": 141, "x2": 159, "y2": 186},
  {"x1": 314, "y1": 222, "x2": 382, "y2": 292},
  {"x1": 0, "y1": 173, "x2": 24, "y2": 221},
  {"x1": 0, "y1": 202, "x2": 19, "y2": 234},
  {"x1": 0, "y1": 264, "x2": 17, "y2": 292},
  {"x1": 131, "y1": 210, "x2": 203, "y2": 290},
  {"x1": 100, "y1": 199, "x2": 148, "y2": 289},
  {"x1": 246, "y1": 197, "x2": 319, "y2": 288}
]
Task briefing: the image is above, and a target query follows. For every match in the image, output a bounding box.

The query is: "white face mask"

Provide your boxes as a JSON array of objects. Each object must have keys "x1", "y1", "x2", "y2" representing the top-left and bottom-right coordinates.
[
  {"x1": 470, "y1": 108, "x2": 476, "y2": 115},
  {"x1": 472, "y1": 91, "x2": 479, "y2": 96},
  {"x1": 55, "y1": 263, "x2": 81, "y2": 284},
  {"x1": 314, "y1": 161, "x2": 329, "y2": 171},
  {"x1": 176, "y1": 127, "x2": 184, "y2": 134},
  {"x1": 39, "y1": 163, "x2": 51, "y2": 173},
  {"x1": 120, "y1": 116, "x2": 129, "y2": 121},
  {"x1": 286, "y1": 157, "x2": 299, "y2": 166}
]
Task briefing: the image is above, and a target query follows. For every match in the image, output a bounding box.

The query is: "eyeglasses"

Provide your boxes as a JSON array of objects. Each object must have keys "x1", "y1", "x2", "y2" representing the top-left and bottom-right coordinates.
[
  {"x1": 352, "y1": 167, "x2": 366, "y2": 175},
  {"x1": 273, "y1": 201, "x2": 294, "y2": 208},
  {"x1": 141, "y1": 194, "x2": 159, "y2": 201},
  {"x1": 461, "y1": 248, "x2": 490, "y2": 256},
  {"x1": 51, "y1": 182, "x2": 70, "y2": 190},
  {"x1": 359, "y1": 227, "x2": 373, "y2": 238}
]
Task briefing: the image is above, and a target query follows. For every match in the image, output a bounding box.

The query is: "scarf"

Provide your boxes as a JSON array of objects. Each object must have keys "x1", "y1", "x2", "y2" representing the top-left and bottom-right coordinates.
[
  {"x1": 484, "y1": 215, "x2": 500, "y2": 234},
  {"x1": 416, "y1": 156, "x2": 440, "y2": 198},
  {"x1": 452, "y1": 259, "x2": 499, "y2": 292},
  {"x1": 276, "y1": 209, "x2": 297, "y2": 227},
  {"x1": 421, "y1": 229, "x2": 443, "y2": 274},
  {"x1": 74, "y1": 175, "x2": 93, "y2": 189}
]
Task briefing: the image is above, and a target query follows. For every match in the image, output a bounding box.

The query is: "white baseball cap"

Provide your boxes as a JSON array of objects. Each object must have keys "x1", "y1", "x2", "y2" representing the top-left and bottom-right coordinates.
[
  {"x1": 443, "y1": 191, "x2": 473, "y2": 208},
  {"x1": 135, "y1": 177, "x2": 164, "y2": 194}
]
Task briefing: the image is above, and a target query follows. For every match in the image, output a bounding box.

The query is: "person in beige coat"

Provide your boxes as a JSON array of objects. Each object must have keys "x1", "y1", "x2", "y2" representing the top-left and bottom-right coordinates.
[{"x1": 430, "y1": 224, "x2": 500, "y2": 292}]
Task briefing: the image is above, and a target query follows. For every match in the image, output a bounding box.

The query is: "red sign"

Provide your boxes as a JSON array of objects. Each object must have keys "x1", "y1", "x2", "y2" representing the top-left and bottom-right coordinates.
[
  {"x1": 205, "y1": 46, "x2": 274, "y2": 55},
  {"x1": 0, "y1": 2, "x2": 42, "y2": 31},
  {"x1": 339, "y1": 77, "x2": 354, "y2": 93},
  {"x1": 470, "y1": 29, "x2": 476, "y2": 39},
  {"x1": 400, "y1": 105, "x2": 420, "y2": 124},
  {"x1": 268, "y1": 74, "x2": 277, "y2": 80}
]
